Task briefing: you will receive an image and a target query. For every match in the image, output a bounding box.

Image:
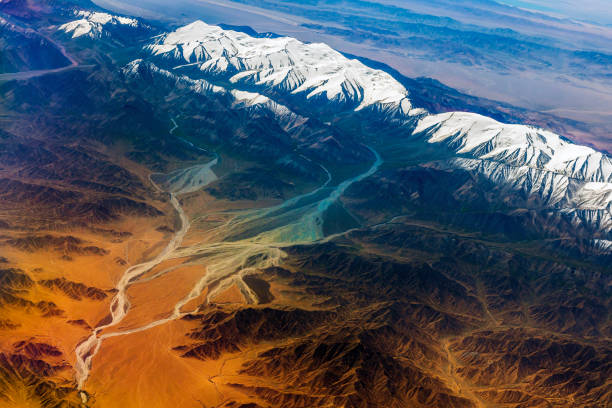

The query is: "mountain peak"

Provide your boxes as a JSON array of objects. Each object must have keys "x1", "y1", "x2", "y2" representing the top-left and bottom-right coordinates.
[
  {"x1": 146, "y1": 21, "x2": 424, "y2": 116},
  {"x1": 58, "y1": 9, "x2": 144, "y2": 39}
]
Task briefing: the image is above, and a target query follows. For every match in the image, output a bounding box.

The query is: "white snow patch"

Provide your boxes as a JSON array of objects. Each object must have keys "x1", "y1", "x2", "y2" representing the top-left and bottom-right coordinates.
[
  {"x1": 59, "y1": 10, "x2": 141, "y2": 39},
  {"x1": 416, "y1": 112, "x2": 612, "y2": 231},
  {"x1": 146, "y1": 20, "x2": 419, "y2": 116},
  {"x1": 231, "y1": 90, "x2": 270, "y2": 106}
]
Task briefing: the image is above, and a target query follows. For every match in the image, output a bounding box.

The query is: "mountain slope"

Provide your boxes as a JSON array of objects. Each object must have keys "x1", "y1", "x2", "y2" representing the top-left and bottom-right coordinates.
[
  {"x1": 136, "y1": 21, "x2": 612, "y2": 237},
  {"x1": 58, "y1": 10, "x2": 142, "y2": 39},
  {"x1": 0, "y1": 2, "x2": 610, "y2": 407},
  {"x1": 414, "y1": 112, "x2": 612, "y2": 233},
  {"x1": 0, "y1": 16, "x2": 72, "y2": 73},
  {"x1": 145, "y1": 20, "x2": 425, "y2": 118}
]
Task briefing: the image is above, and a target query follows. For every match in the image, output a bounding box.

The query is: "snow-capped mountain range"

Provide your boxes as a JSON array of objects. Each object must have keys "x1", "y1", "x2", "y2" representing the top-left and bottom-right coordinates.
[
  {"x1": 415, "y1": 113, "x2": 612, "y2": 232},
  {"x1": 123, "y1": 59, "x2": 308, "y2": 133},
  {"x1": 58, "y1": 16, "x2": 612, "y2": 236},
  {"x1": 58, "y1": 10, "x2": 145, "y2": 39},
  {"x1": 145, "y1": 21, "x2": 423, "y2": 117}
]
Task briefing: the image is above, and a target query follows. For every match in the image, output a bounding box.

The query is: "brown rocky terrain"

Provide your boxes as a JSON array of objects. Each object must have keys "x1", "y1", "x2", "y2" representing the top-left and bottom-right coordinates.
[{"x1": 0, "y1": 0, "x2": 610, "y2": 407}]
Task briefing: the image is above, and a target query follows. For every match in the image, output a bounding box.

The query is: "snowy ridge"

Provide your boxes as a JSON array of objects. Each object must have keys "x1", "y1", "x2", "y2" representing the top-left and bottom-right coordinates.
[
  {"x1": 123, "y1": 59, "x2": 225, "y2": 95},
  {"x1": 232, "y1": 90, "x2": 271, "y2": 106},
  {"x1": 416, "y1": 112, "x2": 612, "y2": 232},
  {"x1": 145, "y1": 21, "x2": 424, "y2": 116},
  {"x1": 415, "y1": 112, "x2": 612, "y2": 182},
  {"x1": 592, "y1": 239, "x2": 612, "y2": 252},
  {"x1": 123, "y1": 59, "x2": 307, "y2": 132},
  {"x1": 230, "y1": 90, "x2": 308, "y2": 131},
  {"x1": 58, "y1": 10, "x2": 144, "y2": 39},
  {"x1": 136, "y1": 20, "x2": 612, "y2": 233}
]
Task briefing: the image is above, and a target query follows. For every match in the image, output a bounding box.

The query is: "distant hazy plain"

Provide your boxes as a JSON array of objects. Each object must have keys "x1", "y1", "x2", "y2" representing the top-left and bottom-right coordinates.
[{"x1": 498, "y1": 0, "x2": 612, "y2": 25}]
